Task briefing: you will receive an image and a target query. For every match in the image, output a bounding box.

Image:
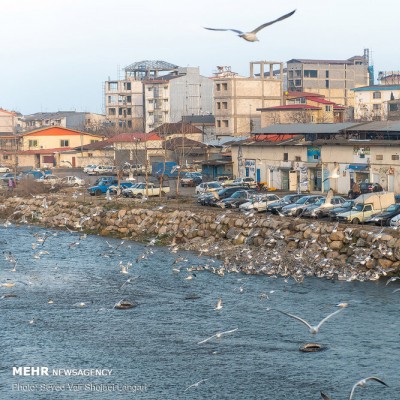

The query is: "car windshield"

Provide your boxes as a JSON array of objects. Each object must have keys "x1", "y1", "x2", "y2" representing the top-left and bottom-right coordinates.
[
  {"x1": 342, "y1": 201, "x2": 353, "y2": 208},
  {"x1": 230, "y1": 191, "x2": 245, "y2": 198},
  {"x1": 314, "y1": 198, "x2": 325, "y2": 206},
  {"x1": 208, "y1": 183, "x2": 220, "y2": 188},
  {"x1": 385, "y1": 204, "x2": 399, "y2": 212},
  {"x1": 352, "y1": 204, "x2": 365, "y2": 211},
  {"x1": 295, "y1": 197, "x2": 309, "y2": 204}
]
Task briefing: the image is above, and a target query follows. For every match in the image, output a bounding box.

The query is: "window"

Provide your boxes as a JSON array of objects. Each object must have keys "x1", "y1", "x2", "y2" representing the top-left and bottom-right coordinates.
[
  {"x1": 127, "y1": 121, "x2": 132, "y2": 128},
  {"x1": 127, "y1": 108, "x2": 132, "y2": 115},
  {"x1": 217, "y1": 120, "x2": 221, "y2": 127},
  {"x1": 125, "y1": 82, "x2": 131, "y2": 90},
  {"x1": 325, "y1": 105, "x2": 332, "y2": 112},
  {"x1": 295, "y1": 79, "x2": 302, "y2": 87},
  {"x1": 148, "y1": 99, "x2": 153, "y2": 104},
  {"x1": 88, "y1": 153, "x2": 93, "y2": 158},
  {"x1": 3, "y1": 155, "x2": 9, "y2": 160},
  {"x1": 373, "y1": 104, "x2": 381, "y2": 110},
  {"x1": 288, "y1": 70, "x2": 294, "y2": 78},
  {"x1": 325, "y1": 80, "x2": 329, "y2": 88},
  {"x1": 118, "y1": 108, "x2": 123, "y2": 116},
  {"x1": 313, "y1": 154, "x2": 319, "y2": 160},
  {"x1": 108, "y1": 95, "x2": 116, "y2": 103},
  {"x1": 392, "y1": 155, "x2": 399, "y2": 160},
  {"x1": 108, "y1": 108, "x2": 116, "y2": 116},
  {"x1": 326, "y1": 71, "x2": 329, "y2": 78},
  {"x1": 295, "y1": 156, "x2": 301, "y2": 161},
  {"x1": 222, "y1": 102, "x2": 228, "y2": 109},
  {"x1": 373, "y1": 92, "x2": 381, "y2": 99},
  {"x1": 90, "y1": 140, "x2": 98, "y2": 144},
  {"x1": 304, "y1": 70, "x2": 318, "y2": 78},
  {"x1": 217, "y1": 102, "x2": 221, "y2": 110},
  {"x1": 223, "y1": 120, "x2": 229, "y2": 127},
  {"x1": 389, "y1": 103, "x2": 398, "y2": 111},
  {"x1": 216, "y1": 83, "x2": 221, "y2": 91},
  {"x1": 126, "y1": 96, "x2": 132, "y2": 103},
  {"x1": 108, "y1": 82, "x2": 118, "y2": 91},
  {"x1": 28, "y1": 140, "x2": 38, "y2": 147},
  {"x1": 283, "y1": 153, "x2": 288, "y2": 161},
  {"x1": 222, "y1": 83, "x2": 228, "y2": 90},
  {"x1": 60, "y1": 140, "x2": 69, "y2": 147},
  {"x1": 376, "y1": 155, "x2": 383, "y2": 160}
]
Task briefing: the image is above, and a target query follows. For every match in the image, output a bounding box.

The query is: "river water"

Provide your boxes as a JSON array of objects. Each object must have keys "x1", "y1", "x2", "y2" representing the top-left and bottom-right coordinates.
[{"x1": 0, "y1": 224, "x2": 399, "y2": 399}]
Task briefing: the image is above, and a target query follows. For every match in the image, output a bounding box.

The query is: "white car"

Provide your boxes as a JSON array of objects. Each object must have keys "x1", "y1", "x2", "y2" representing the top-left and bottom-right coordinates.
[
  {"x1": 0, "y1": 165, "x2": 11, "y2": 173},
  {"x1": 91, "y1": 165, "x2": 117, "y2": 175},
  {"x1": 239, "y1": 194, "x2": 281, "y2": 212},
  {"x1": 36, "y1": 175, "x2": 61, "y2": 185},
  {"x1": 83, "y1": 164, "x2": 98, "y2": 174},
  {"x1": 195, "y1": 181, "x2": 222, "y2": 195},
  {"x1": 60, "y1": 176, "x2": 85, "y2": 187},
  {"x1": 390, "y1": 213, "x2": 400, "y2": 227}
]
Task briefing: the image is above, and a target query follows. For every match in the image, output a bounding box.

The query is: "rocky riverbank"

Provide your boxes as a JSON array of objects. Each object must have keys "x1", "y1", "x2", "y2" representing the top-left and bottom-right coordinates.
[{"x1": 1, "y1": 194, "x2": 400, "y2": 282}]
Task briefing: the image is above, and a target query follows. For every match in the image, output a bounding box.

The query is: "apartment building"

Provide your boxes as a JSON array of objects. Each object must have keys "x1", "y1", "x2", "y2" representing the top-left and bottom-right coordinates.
[
  {"x1": 104, "y1": 61, "x2": 214, "y2": 133},
  {"x1": 286, "y1": 50, "x2": 371, "y2": 109},
  {"x1": 0, "y1": 108, "x2": 21, "y2": 133},
  {"x1": 214, "y1": 61, "x2": 284, "y2": 137}
]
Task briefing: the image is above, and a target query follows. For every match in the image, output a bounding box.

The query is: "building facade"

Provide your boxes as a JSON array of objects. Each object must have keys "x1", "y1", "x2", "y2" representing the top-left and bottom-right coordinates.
[
  {"x1": 352, "y1": 85, "x2": 400, "y2": 121},
  {"x1": 213, "y1": 61, "x2": 284, "y2": 137},
  {"x1": 104, "y1": 61, "x2": 214, "y2": 133},
  {"x1": 286, "y1": 51, "x2": 371, "y2": 109},
  {"x1": 231, "y1": 122, "x2": 400, "y2": 194}
]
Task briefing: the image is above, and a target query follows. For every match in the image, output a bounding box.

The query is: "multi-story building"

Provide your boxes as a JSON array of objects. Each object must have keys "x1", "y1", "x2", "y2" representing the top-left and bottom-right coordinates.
[
  {"x1": 214, "y1": 61, "x2": 284, "y2": 137},
  {"x1": 104, "y1": 61, "x2": 214, "y2": 133},
  {"x1": 21, "y1": 111, "x2": 107, "y2": 133},
  {"x1": 0, "y1": 108, "x2": 21, "y2": 133},
  {"x1": 352, "y1": 84, "x2": 400, "y2": 121},
  {"x1": 286, "y1": 50, "x2": 371, "y2": 109}
]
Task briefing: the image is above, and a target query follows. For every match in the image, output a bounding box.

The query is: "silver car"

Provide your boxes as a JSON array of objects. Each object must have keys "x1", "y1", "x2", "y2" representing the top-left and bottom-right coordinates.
[{"x1": 281, "y1": 195, "x2": 325, "y2": 217}]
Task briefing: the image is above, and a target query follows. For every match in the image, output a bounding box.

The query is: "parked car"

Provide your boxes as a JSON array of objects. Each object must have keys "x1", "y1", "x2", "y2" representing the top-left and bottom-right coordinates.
[
  {"x1": 302, "y1": 196, "x2": 347, "y2": 218},
  {"x1": 367, "y1": 204, "x2": 400, "y2": 226},
  {"x1": 107, "y1": 181, "x2": 136, "y2": 195},
  {"x1": 222, "y1": 177, "x2": 257, "y2": 188},
  {"x1": 36, "y1": 174, "x2": 61, "y2": 185},
  {"x1": 181, "y1": 172, "x2": 203, "y2": 187},
  {"x1": 199, "y1": 186, "x2": 248, "y2": 206},
  {"x1": 281, "y1": 195, "x2": 325, "y2": 217},
  {"x1": 266, "y1": 194, "x2": 306, "y2": 214},
  {"x1": 122, "y1": 163, "x2": 146, "y2": 175},
  {"x1": 91, "y1": 165, "x2": 117, "y2": 175},
  {"x1": 83, "y1": 164, "x2": 98, "y2": 174},
  {"x1": 328, "y1": 200, "x2": 355, "y2": 221},
  {"x1": 216, "y1": 189, "x2": 258, "y2": 208},
  {"x1": 0, "y1": 165, "x2": 11, "y2": 173},
  {"x1": 348, "y1": 182, "x2": 383, "y2": 199},
  {"x1": 239, "y1": 193, "x2": 281, "y2": 212},
  {"x1": 88, "y1": 178, "x2": 119, "y2": 196},
  {"x1": 390, "y1": 213, "x2": 400, "y2": 227},
  {"x1": 195, "y1": 181, "x2": 222, "y2": 195},
  {"x1": 60, "y1": 176, "x2": 85, "y2": 187},
  {"x1": 121, "y1": 183, "x2": 141, "y2": 198}
]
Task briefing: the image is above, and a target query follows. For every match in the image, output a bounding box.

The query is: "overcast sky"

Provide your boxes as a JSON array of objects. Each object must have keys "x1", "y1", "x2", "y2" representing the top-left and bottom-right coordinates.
[{"x1": 1, "y1": 0, "x2": 399, "y2": 115}]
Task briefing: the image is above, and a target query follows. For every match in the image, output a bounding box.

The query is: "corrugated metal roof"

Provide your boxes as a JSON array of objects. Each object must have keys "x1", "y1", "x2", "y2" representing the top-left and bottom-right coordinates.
[
  {"x1": 345, "y1": 120, "x2": 400, "y2": 132},
  {"x1": 252, "y1": 123, "x2": 358, "y2": 135}
]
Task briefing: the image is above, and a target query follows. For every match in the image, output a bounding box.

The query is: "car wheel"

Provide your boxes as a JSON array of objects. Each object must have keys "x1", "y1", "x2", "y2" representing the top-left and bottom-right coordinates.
[
  {"x1": 352, "y1": 218, "x2": 360, "y2": 225},
  {"x1": 161, "y1": 191, "x2": 166, "y2": 196},
  {"x1": 95, "y1": 189, "x2": 102, "y2": 196},
  {"x1": 136, "y1": 193, "x2": 143, "y2": 199},
  {"x1": 295, "y1": 209, "x2": 302, "y2": 217},
  {"x1": 74, "y1": 183, "x2": 79, "y2": 187}
]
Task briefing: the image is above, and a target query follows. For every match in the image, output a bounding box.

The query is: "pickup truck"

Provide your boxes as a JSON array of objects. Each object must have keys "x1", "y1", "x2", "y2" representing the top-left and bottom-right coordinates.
[
  {"x1": 337, "y1": 192, "x2": 395, "y2": 224},
  {"x1": 124, "y1": 182, "x2": 170, "y2": 198},
  {"x1": 87, "y1": 178, "x2": 132, "y2": 196}
]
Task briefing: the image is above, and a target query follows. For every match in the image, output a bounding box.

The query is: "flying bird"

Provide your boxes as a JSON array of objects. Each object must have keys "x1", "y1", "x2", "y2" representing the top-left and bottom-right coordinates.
[
  {"x1": 271, "y1": 307, "x2": 345, "y2": 335},
  {"x1": 321, "y1": 376, "x2": 388, "y2": 399},
  {"x1": 184, "y1": 379, "x2": 208, "y2": 392},
  {"x1": 198, "y1": 328, "x2": 238, "y2": 344},
  {"x1": 204, "y1": 9, "x2": 296, "y2": 42}
]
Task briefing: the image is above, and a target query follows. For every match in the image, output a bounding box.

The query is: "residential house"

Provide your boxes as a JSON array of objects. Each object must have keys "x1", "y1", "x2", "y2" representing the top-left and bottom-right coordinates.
[
  {"x1": 150, "y1": 122, "x2": 204, "y2": 142},
  {"x1": 352, "y1": 85, "x2": 400, "y2": 121},
  {"x1": 2, "y1": 126, "x2": 105, "y2": 169},
  {"x1": 258, "y1": 91, "x2": 346, "y2": 126},
  {"x1": 0, "y1": 108, "x2": 21, "y2": 133},
  {"x1": 181, "y1": 114, "x2": 216, "y2": 142}
]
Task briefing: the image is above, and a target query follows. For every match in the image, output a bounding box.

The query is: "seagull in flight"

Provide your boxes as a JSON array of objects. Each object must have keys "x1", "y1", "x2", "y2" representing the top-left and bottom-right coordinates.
[
  {"x1": 271, "y1": 306, "x2": 346, "y2": 335},
  {"x1": 204, "y1": 9, "x2": 296, "y2": 42},
  {"x1": 198, "y1": 328, "x2": 238, "y2": 344},
  {"x1": 320, "y1": 376, "x2": 388, "y2": 399}
]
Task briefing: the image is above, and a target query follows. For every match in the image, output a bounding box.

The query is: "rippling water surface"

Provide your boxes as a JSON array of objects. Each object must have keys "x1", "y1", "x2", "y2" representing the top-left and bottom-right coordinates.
[{"x1": 1, "y1": 225, "x2": 399, "y2": 399}]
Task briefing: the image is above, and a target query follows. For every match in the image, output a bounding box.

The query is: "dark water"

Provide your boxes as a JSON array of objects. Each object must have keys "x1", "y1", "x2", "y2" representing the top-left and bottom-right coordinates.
[{"x1": 0, "y1": 225, "x2": 399, "y2": 400}]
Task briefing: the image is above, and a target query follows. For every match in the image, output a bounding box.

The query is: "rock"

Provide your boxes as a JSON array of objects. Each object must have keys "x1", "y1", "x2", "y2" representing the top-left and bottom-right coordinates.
[
  {"x1": 329, "y1": 231, "x2": 344, "y2": 241},
  {"x1": 329, "y1": 241, "x2": 344, "y2": 251},
  {"x1": 378, "y1": 259, "x2": 394, "y2": 269}
]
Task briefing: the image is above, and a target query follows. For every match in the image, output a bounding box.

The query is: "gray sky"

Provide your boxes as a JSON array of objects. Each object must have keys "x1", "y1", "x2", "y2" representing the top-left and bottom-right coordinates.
[{"x1": 1, "y1": 0, "x2": 399, "y2": 115}]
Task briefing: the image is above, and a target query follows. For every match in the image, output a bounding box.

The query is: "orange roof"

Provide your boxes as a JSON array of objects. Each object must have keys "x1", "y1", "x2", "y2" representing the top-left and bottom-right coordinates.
[{"x1": 22, "y1": 126, "x2": 104, "y2": 138}]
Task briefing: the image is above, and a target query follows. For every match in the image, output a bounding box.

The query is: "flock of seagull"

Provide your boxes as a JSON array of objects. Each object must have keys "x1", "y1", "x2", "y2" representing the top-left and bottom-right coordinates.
[{"x1": 0, "y1": 196, "x2": 398, "y2": 397}]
